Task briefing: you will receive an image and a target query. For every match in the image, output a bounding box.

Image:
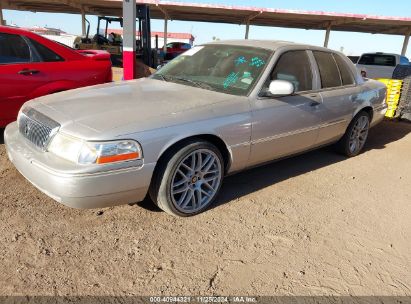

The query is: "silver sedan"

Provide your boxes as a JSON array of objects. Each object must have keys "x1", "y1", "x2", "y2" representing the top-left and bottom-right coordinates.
[{"x1": 4, "y1": 40, "x2": 387, "y2": 216}]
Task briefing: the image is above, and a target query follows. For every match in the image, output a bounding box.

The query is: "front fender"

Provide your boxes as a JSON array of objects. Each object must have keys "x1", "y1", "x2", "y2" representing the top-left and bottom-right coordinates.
[{"x1": 133, "y1": 114, "x2": 252, "y2": 174}]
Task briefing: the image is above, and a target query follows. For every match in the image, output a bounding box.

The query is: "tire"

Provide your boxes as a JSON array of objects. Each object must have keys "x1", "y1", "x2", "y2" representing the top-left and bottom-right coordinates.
[
  {"x1": 149, "y1": 140, "x2": 224, "y2": 217},
  {"x1": 336, "y1": 111, "x2": 370, "y2": 157}
]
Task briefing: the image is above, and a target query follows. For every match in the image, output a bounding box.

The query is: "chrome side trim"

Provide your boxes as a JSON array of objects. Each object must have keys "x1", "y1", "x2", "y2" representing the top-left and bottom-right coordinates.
[
  {"x1": 251, "y1": 119, "x2": 347, "y2": 145},
  {"x1": 318, "y1": 119, "x2": 347, "y2": 129},
  {"x1": 230, "y1": 141, "x2": 251, "y2": 148},
  {"x1": 31, "y1": 160, "x2": 148, "y2": 178},
  {"x1": 252, "y1": 125, "x2": 319, "y2": 144}
]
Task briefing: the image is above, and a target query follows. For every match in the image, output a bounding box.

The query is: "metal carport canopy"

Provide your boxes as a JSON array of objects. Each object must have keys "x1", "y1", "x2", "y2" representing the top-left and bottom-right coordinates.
[{"x1": 3, "y1": 0, "x2": 411, "y2": 36}]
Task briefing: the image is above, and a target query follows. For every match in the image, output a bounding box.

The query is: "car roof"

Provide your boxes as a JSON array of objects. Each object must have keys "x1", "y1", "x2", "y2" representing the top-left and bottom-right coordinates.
[
  {"x1": 360, "y1": 52, "x2": 400, "y2": 57},
  {"x1": 203, "y1": 39, "x2": 333, "y2": 52},
  {"x1": 0, "y1": 25, "x2": 34, "y2": 35}
]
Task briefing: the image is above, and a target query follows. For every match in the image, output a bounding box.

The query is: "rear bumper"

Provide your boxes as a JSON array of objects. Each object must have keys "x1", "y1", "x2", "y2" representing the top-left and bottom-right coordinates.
[
  {"x1": 4, "y1": 122, "x2": 155, "y2": 209},
  {"x1": 371, "y1": 103, "x2": 387, "y2": 127}
]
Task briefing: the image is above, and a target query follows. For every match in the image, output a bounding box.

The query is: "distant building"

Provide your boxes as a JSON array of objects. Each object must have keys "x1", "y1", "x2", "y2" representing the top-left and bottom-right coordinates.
[
  {"x1": 20, "y1": 26, "x2": 66, "y2": 36},
  {"x1": 108, "y1": 29, "x2": 195, "y2": 48},
  {"x1": 14, "y1": 25, "x2": 78, "y2": 47}
]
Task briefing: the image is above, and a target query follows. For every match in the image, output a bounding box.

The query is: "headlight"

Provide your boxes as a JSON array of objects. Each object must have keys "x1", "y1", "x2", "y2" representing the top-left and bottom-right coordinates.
[
  {"x1": 47, "y1": 132, "x2": 142, "y2": 165},
  {"x1": 16, "y1": 105, "x2": 27, "y2": 128}
]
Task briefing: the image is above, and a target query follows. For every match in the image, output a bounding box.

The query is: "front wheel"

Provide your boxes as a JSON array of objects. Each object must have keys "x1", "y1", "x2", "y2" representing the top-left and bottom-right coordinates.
[
  {"x1": 149, "y1": 140, "x2": 224, "y2": 217},
  {"x1": 336, "y1": 111, "x2": 370, "y2": 157}
]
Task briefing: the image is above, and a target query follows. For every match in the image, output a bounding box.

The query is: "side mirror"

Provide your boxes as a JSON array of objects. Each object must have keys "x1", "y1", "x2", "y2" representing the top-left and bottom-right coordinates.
[
  {"x1": 265, "y1": 80, "x2": 295, "y2": 97},
  {"x1": 156, "y1": 63, "x2": 166, "y2": 70}
]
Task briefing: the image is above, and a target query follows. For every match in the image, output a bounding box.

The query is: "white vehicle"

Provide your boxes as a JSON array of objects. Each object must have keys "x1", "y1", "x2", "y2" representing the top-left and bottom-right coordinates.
[{"x1": 356, "y1": 52, "x2": 409, "y2": 79}]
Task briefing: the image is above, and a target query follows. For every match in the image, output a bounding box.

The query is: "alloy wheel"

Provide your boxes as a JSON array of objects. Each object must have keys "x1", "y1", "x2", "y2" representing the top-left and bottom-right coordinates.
[
  {"x1": 349, "y1": 115, "x2": 369, "y2": 154},
  {"x1": 170, "y1": 149, "x2": 222, "y2": 214}
]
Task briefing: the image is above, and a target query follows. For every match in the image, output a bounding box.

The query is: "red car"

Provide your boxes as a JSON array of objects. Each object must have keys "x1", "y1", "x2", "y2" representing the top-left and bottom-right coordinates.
[
  {"x1": 163, "y1": 42, "x2": 192, "y2": 60},
  {"x1": 0, "y1": 26, "x2": 112, "y2": 127}
]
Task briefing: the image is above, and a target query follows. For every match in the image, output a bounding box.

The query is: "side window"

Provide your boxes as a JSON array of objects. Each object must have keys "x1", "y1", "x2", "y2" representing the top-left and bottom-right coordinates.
[
  {"x1": 313, "y1": 51, "x2": 342, "y2": 88},
  {"x1": 0, "y1": 33, "x2": 31, "y2": 64},
  {"x1": 269, "y1": 51, "x2": 313, "y2": 92},
  {"x1": 29, "y1": 38, "x2": 64, "y2": 62},
  {"x1": 333, "y1": 54, "x2": 355, "y2": 86}
]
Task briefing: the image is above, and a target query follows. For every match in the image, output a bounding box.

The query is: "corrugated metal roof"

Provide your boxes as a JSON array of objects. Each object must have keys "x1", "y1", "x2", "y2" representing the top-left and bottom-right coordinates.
[{"x1": 4, "y1": 0, "x2": 411, "y2": 36}]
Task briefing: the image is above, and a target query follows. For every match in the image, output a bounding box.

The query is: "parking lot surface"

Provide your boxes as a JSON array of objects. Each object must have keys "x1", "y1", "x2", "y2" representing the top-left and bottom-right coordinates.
[{"x1": 0, "y1": 120, "x2": 410, "y2": 296}]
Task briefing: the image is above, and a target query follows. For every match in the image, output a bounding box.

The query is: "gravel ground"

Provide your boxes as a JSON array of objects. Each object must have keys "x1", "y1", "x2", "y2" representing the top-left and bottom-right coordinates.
[{"x1": 0, "y1": 120, "x2": 410, "y2": 296}]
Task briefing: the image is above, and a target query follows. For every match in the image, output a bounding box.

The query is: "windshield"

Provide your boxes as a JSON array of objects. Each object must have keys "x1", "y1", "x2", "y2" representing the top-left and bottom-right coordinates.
[{"x1": 152, "y1": 44, "x2": 272, "y2": 96}]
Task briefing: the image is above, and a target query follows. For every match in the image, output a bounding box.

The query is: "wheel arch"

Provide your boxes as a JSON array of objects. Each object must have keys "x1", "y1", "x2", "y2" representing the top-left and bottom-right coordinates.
[
  {"x1": 155, "y1": 134, "x2": 232, "y2": 175},
  {"x1": 354, "y1": 106, "x2": 373, "y2": 121}
]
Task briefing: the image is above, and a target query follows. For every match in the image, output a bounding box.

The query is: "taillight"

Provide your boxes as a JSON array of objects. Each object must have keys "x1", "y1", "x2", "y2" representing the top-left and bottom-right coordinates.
[{"x1": 361, "y1": 70, "x2": 367, "y2": 78}]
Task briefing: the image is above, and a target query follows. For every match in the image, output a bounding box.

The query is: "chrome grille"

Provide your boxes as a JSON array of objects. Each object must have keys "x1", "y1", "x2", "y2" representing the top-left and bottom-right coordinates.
[{"x1": 18, "y1": 107, "x2": 60, "y2": 150}]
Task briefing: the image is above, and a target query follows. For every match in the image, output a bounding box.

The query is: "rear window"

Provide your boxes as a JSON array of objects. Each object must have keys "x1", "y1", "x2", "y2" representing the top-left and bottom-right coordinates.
[
  {"x1": 333, "y1": 54, "x2": 355, "y2": 86},
  {"x1": 29, "y1": 38, "x2": 64, "y2": 62},
  {"x1": 313, "y1": 51, "x2": 342, "y2": 88},
  {"x1": 0, "y1": 33, "x2": 31, "y2": 64},
  {"x1": 358, "y1": 54, "x2": 396, "y2": 67}
]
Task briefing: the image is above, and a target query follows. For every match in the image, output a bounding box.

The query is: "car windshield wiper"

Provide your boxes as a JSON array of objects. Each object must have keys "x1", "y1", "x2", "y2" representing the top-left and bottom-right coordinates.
[
  {"x1": 154, "y1": 74, "x2": 171, "y2": 82},
  {"x1": 155, "y1": 74, "x2": 215, "y2": 91},
  {"x1": 172, "y1": 76, "x2": 215, "y2": 91}
]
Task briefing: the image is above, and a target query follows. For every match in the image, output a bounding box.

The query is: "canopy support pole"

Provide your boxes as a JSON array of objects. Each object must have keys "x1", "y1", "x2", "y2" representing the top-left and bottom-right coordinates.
[
  {"x1": 123, "y1": 0, "x2": 136, "y2": 80},
  {"x1": 401, "y1": 30, "x2": 410, "y2": 56},
  {"x1": 81, "y1": 7, "x2": 86, "y2": 36},
  {"x1": 158, "y1": 6, "x2": 169, "y2": 53},
  {"x1": 163, "y1": 17, "x2": 168, "y2": 53},
  {"x1": 324, "y1": 24, "x2": 332, "y2": 48},
  {"x1": 243, "y1": 11, "x2": 262, "y2": 40},
  {"x1": 0, "y1": 3, "x2": 4, "y2": 26},
  {"x1": 245, "y1": 22, "x2": 250, "y2": 39}
]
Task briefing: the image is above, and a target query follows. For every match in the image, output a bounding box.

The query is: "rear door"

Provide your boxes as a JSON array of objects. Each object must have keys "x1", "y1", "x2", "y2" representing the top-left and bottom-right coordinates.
[
  {"x1": 249, "y1": 50, "x2": 323, "y2": 166},
  {"x1": 26, "y1": 37, "x2": 105, "y2": 89},
  {"x1": 0, "y1": 32, "x2": 49, "y2": 126},
  {"x1": 312, "y1": 51, "x2": 360, "y2": 145}
]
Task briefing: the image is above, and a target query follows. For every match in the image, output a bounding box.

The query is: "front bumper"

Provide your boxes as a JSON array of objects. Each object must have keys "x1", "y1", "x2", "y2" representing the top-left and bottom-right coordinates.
[{"x1": 4, "y1": 122, "x2": 156, "y2": 209}]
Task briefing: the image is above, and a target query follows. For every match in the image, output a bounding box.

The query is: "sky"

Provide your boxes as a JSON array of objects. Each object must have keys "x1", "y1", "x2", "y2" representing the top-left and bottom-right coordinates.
[{"x1": 3, "y1": 0, "x2": 411, "y2": 57}]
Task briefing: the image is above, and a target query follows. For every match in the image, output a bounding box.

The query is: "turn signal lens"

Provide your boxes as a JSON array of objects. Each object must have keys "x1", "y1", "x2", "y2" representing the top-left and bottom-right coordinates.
[{"x1": 96, "y1": 152, "x2": 140, "y2": 164}]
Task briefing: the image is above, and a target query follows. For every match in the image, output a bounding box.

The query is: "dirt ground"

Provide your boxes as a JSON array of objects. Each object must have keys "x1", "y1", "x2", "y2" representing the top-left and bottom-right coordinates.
[{"x1": 0, "y1": 120, "x2": 410, "y2": 296}]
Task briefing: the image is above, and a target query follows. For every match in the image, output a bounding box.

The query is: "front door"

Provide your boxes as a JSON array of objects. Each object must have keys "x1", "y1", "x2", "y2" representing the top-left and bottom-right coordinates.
[{"x1": 249, "y1": 50, "x2": 323, "y2": 166}]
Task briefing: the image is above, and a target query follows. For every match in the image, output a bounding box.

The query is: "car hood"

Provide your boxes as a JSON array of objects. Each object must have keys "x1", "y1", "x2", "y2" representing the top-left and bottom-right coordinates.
[{"x1": 29, "y1": 78, "x2": 237, "y2": 139}]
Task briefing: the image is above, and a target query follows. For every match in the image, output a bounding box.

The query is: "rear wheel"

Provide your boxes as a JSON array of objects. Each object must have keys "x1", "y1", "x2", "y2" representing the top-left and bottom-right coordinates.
[
  {"x1": 149, "y1": 140, "x2": 224, "y2": 217},
  {"x1": 336, "y1": 112, "x2": 370, "y2": 157}
]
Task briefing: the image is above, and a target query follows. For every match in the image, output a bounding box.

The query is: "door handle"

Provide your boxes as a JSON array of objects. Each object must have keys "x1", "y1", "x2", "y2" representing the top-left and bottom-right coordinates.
[
  {"x1": 310, "y1": 101, "x2": 321, "y2": 106},
  {"x1": 18, "y1": 69, "x2": 39, "y2": 75}
]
